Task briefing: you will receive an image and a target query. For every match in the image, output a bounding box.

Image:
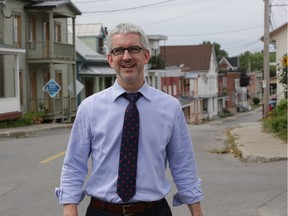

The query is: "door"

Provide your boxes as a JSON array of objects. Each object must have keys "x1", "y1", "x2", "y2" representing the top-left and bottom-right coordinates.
[
  {"x1": 43, "y1": 21, "x2": 50, "y2": 58},
  {"x1": 30, "y1": 71, "x2": 37, "y2": 111}
]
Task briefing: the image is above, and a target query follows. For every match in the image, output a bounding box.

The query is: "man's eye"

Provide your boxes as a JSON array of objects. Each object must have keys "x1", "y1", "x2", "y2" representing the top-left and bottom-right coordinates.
[
  {"x1": 113, "y1": 48, "x2": 124, "y2": 55},
  {"x1": 128, "y1": 47, "x2": 140, "y2": 53}
]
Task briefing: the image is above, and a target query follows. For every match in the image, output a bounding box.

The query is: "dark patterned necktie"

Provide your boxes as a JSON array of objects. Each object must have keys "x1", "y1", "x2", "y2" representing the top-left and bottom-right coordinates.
[{"x1": 117, "y1": 92, "x2": 141, "y2": 203}]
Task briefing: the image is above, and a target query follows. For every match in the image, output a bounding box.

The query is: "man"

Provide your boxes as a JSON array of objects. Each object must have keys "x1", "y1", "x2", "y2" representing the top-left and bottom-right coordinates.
[{"x1": 56, "y1": 23, "x2": 203, "y2": 216}]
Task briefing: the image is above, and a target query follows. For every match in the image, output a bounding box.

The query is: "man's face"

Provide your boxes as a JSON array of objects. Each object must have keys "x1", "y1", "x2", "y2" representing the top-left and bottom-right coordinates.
[{"x1": 108, "y1": 33, "x2": 150, "y2": 90}]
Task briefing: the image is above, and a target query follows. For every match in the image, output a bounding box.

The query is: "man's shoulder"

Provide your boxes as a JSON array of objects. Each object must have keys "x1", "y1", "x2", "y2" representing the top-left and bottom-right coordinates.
[{"x1": 147, "y1": 86, "x2": 180, "y2": 104}]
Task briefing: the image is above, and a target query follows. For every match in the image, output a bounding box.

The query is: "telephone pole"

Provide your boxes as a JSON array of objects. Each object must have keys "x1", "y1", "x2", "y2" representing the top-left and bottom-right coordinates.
[{"x1": 263, "y1": 0, "x2": 270, "y2": 118}]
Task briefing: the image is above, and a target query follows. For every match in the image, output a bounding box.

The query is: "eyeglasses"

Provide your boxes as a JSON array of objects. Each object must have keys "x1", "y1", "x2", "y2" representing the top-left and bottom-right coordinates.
[{"x1": 110, "y1": 46, "x2": 145, "y2": 56}]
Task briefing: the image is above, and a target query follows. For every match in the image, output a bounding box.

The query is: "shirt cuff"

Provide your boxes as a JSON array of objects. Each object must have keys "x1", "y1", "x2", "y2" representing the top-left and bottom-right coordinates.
[
  {"x1": 172, "y1": 179, "x2": 203, "y2": 206},
  {"x1": 55, "y1": 187, "x2": 85, "y2": 205}
]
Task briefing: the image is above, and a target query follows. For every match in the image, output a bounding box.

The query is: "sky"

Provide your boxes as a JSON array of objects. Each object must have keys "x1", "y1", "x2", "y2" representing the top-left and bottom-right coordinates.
[{"x1": 72, "y1": 0, "x2": 288, "y2": 57}]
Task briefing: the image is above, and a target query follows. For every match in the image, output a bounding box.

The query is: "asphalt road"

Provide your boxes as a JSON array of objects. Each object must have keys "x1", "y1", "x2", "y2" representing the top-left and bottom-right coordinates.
[{"x1": 0, "y1": 110, "x2": 286, "y2": 216}]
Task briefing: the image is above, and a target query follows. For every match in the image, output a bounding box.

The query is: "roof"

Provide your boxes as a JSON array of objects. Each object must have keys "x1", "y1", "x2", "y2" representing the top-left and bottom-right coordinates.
[
  {"x1": 76, "y1": 37, "x2": 107, "y2": 62},
  {"x1": 24, "y1": 0, "x2": 81, "y2": 16},
  {"x1": 75, "y1": 23, "x2": 105, "y2": 37},
  {"x1": 80, "y1": 66, "x2": 115, "y2": 75},
  {"x1": 148, "y1": 35, "x2": 168, "y2": 41},
  {"x1": 160, "y1": 44, "x2": 213, "y2": 71},
  {"x1": 219, "y1": 56, "x2": 239, "y2": 68},
  {"x1": 270, "y1": 22, "x2": 288, "y2": 38}
]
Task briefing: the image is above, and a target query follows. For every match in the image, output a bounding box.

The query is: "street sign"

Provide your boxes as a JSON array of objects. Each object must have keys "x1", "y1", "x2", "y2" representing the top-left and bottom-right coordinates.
[
  {"x1": 68, "y1": 80, "x2": 84, "y2": 95},
  {"x1": 43, "y1": 79, "x2": 61, "y2": 98}
]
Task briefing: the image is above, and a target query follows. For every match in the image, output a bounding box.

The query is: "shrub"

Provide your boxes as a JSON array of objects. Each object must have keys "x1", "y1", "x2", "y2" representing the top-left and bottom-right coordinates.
[
  {"x1": 263, "y1": 99, "x2": 287, "y2": 142},
  {"x1": 252, "y1": 97, "x2": 260, "y2": 105}
]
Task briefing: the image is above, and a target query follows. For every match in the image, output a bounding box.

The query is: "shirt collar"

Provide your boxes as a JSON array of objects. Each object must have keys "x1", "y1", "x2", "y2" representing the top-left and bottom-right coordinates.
[{"x1": 111, "y1": 80, "x2": 152, "y2": 102}]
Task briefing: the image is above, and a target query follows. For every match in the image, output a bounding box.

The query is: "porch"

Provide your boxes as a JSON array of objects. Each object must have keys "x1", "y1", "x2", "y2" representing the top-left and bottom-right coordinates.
[{"x1": 29, "y1": 96, "x2": 77, "y2": 123}]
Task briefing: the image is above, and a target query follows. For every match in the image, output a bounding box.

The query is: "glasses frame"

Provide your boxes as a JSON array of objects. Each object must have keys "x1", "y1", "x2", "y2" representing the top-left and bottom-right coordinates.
[{"x1": 110, "y1": 46, "x2": 146, "y2": 56}]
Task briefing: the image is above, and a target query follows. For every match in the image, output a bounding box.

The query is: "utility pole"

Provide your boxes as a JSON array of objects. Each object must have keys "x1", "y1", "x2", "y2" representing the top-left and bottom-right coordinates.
[{"x1": 263, "y1": 0, "x2": 270, "y2": 118}]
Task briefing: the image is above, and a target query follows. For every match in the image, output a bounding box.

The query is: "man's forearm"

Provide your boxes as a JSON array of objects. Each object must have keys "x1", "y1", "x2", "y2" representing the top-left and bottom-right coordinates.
[
  {"x1": 63, "y1": 204, "x2": 78, "y2": 216},
  {"x1": 188, "y1": 201, "x2": 203, "y2": 216}
]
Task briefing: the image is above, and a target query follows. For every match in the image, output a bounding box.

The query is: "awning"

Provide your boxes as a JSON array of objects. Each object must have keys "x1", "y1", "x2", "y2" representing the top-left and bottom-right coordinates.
[
  {"x1": 0, "y1": 43, "x2": 25, "y2": 55},
  {"x1": 79, "y1": 66, "x2": 115, "y2": 75}
]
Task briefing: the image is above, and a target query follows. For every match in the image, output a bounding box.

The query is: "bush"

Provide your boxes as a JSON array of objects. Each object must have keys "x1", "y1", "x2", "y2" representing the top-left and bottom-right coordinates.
[
  {"x1": 263, "y1": 99, "x2": 287, "y2": 141},
  {"x1": 0, "y1": 112, "x2": 44, "y2": 129},
  {"x1": 252, "y1": 97, "x2": 260, "y2": 105}
]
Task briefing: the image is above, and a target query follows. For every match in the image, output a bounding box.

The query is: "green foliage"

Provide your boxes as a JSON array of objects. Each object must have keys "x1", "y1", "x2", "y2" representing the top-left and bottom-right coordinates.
[
  {"x1": 263, "y1": 99, "x2": 287, "y2": 142},
  {"x1": 252, "y1": 97, "x2": 260, "y2": 105},
  {"x1": 278, "y1": 54, "x2": 288, "y2": 98},
  {"x1": 149, "y1": 55, "x2": 165, "y2": 69},
  {"x1": 200, "y1": 41, "x2": 228, "y2": 58},
  {"x1": 239, "y1": 51, "x2": 276, "y2": 74},
  {"x1": 0, "y1": 112, "x2": 45, "y2": 128}
]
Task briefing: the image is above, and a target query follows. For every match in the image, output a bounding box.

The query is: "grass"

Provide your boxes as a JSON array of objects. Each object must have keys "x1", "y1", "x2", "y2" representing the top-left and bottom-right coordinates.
[{"x1": 209, "y1": 129, "x2": 243, "y2": 160}]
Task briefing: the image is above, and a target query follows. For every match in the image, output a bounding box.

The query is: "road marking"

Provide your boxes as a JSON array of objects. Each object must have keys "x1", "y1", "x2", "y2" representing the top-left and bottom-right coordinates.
[{"x1": 40, "y1": 151, "x2": 66, "y2": 164}]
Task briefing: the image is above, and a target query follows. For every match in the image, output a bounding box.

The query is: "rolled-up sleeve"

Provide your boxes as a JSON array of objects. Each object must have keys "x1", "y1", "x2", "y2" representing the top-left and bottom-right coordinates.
[
  {"x1": 167, "y1": 106, "x2": 203, "y2": 206},
  {"x1": 55, "y1": 102, "x2": 91, "y2": 204}
]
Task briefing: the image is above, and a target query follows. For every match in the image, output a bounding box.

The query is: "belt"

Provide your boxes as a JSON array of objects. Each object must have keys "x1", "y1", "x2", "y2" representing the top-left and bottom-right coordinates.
[{"x1": 90, "y1": 197, "x2": 163, "y2": 216}]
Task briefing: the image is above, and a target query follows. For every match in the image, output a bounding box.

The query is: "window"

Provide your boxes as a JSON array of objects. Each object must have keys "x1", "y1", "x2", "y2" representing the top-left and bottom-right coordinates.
[
  {"x1": 28, "y1": 18, "x2": 36, "y2": 49},
  {"x1": 235, "y1": 78, "x2": 240, "y2": 89},
  {"x1": 55, "y1": 23, "x2": 61, "y2": 42},
  {"x1": 13, "y1": 15, "x2": 21, "y2": 47}
]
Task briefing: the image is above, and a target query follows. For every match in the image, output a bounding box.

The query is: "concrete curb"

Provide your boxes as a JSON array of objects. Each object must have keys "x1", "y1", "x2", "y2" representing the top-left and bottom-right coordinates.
[
  {"x1": 231, "y1": 122, "x2": 287, "y2": 163},
  {"x1": 0, "y1": 124, "x2": 73, "y2": 138}
]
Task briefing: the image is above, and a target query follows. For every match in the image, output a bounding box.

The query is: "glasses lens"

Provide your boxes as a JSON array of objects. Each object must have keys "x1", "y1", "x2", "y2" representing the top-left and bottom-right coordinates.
[
  {"x1": 127, "y1": 46, "x2": 142, "y2": 54},
  {"x1": 111, "y1": 46, "x2": 143, "y2": 56},
  {"x1": 111, "y1": 48, "x2": 125, "y2": 56}
]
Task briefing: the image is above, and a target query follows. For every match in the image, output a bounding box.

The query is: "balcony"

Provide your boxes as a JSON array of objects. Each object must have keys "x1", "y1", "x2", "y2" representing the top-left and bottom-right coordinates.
[
  {"x1": 28, "y1": 96, "x2": 76, "y2": 122},
  {"x1": 26, "y1": 41, "x2": 75, "y2": 61}
]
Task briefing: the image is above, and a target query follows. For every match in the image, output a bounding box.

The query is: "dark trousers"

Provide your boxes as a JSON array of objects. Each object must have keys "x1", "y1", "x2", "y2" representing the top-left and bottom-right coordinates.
[{"x1": 85, "y1": 199, "x2": 172, "y2": 216}]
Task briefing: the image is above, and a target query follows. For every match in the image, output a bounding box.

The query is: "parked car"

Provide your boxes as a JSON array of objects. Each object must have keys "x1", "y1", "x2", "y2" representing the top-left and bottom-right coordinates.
[{"x1": 269, "y1": 98, "x2": 277, "y2": 112}]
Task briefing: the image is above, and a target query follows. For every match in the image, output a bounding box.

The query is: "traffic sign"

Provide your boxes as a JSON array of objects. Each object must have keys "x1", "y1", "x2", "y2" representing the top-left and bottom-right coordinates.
[{"x1": 43, "y1": 79, "x2": 61, "y2": 98}]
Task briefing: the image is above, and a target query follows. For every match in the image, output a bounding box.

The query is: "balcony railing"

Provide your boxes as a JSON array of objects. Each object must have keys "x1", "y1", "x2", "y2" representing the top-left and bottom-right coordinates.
[
  {"x1": 28, "y1": 96, "x2": 76, "y2": 122},
  {"x1": 26, "y1": 41, "x2": 75, "y2": 60}
]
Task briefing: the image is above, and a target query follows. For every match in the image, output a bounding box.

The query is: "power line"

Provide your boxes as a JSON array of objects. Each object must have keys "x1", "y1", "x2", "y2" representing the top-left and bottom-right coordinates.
[
  {"x1": 81, "y1": 0, "x2": 175, "y2": 13},
  {"x1": 167, "y1": 25, "x2": 263, "y2": 37}
]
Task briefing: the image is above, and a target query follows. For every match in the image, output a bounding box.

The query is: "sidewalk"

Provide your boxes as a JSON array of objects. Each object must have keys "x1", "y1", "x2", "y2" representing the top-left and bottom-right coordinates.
[
  {"x1": 231, "y1": 122, "x2": 287, "y2": 162},
  {"x1": 0, "y1": 110, "x2": 287, "y2": 162}
]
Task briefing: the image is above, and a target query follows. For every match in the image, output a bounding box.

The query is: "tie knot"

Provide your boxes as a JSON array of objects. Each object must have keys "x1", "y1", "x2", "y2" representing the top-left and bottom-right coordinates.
[{"x1": 123, "y1": 92, "x2": 141, "y2": 104}]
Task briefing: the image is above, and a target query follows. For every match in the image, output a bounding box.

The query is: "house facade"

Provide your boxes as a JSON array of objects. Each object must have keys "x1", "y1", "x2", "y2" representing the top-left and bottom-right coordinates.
[
  {"x1": 0, "y1": 0, "x2": 81, "y2": 122},
  {"x1": 160, "y1": 44, "x2": 219, "y2": 121},
  {"x1": 269, "y1": 22, "x2": 288, "y2": 100}
]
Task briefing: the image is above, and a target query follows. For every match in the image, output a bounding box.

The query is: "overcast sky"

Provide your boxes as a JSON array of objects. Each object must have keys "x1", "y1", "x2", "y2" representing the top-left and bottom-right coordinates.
[{"x1": 73, "y1": 0, "x2": 287, "y2": 57}]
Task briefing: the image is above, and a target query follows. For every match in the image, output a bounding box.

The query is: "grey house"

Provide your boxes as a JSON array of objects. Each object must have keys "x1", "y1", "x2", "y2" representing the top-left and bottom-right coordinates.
[{"x1": 0, "y1": 0, "x2": 81, "y2": 122}]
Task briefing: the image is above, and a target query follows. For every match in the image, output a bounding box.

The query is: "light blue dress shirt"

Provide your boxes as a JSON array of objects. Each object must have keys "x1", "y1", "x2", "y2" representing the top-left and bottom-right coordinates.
[{"x1": 56, "y1": 81, "x2": 202, "y2": 206}]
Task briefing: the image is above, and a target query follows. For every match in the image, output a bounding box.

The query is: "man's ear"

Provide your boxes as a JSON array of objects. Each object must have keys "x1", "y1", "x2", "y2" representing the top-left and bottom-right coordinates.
[
  {"x1": 107, "y1": 54, "x2": 114, "y2": 68},
  {"x1": 144, "y1": 50, "x2": 151, "y2": 64}
]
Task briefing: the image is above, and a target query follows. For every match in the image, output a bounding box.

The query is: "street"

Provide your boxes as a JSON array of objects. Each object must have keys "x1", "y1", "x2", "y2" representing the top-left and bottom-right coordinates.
[{"x1": 0, "y1": 109, "x2": 286, "y2": 216}]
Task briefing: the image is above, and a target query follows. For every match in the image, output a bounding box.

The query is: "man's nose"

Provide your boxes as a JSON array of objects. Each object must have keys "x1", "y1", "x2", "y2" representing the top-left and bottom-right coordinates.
[{"x1": 122, "y1": 49, "x2": 132, "y2": 59}]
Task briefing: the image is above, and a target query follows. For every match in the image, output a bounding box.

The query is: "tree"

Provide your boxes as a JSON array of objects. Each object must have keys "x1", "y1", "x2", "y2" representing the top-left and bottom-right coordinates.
[
  {"x1": 239, "y1": 51, "x2": 276, "y2": 75},
  {"x1": 200, "y1": 41, "x2": 228, "y2": 59},
  {"x1": 149, "y1": 55, "x2": 165, "y2": 69}
]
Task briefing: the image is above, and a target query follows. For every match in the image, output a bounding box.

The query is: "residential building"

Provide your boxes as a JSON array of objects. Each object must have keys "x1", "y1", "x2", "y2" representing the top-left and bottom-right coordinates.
[
  {"x1": 269, "y1": 22, "x2": 288, "y2": 100},
  {"x1": 160, "y1": 44, "x2": 219, "y2": 121},
  {"x1": 0, "y1": 0, "x2": 81, "y2": 122},
  {"x1": 74, "y1": 23, "x2": 108, "y2": 54},
  {"x1": 76, "y1": 37, "x2": 115, "y2": 103}
]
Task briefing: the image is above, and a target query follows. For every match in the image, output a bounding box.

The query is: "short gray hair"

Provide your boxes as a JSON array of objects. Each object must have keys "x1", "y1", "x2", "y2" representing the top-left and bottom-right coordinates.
[{"x1": 107, "y1": 23, "x2": 150, "y2": 52}]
